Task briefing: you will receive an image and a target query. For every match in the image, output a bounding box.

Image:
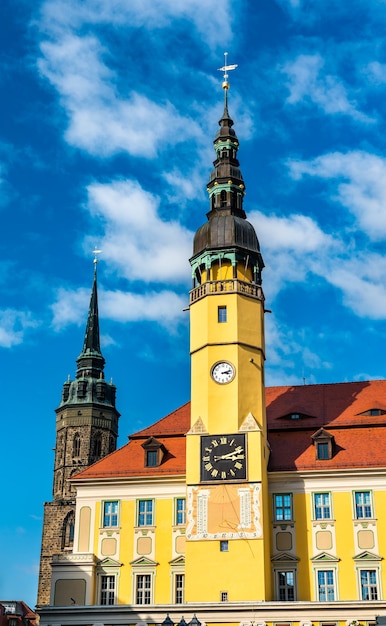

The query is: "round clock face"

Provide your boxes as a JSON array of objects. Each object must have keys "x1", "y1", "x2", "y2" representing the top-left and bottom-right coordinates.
[
  {"x1": 201, "y1": 434, "x2": 246, "y2": 481},
  {"x1": 211, "y1": 361, "x2": 235, "y2": 384}
]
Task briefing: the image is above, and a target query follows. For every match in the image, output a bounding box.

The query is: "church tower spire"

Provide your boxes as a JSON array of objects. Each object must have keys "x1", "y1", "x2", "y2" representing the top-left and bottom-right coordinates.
[
  {"x1": 185, "y1": 58, "x2": 271, "y2": 603},
  {"x1": 37, "y1": 261, "x2": 120, "y2": 606},
  {"x1": 76, "y1": 260, "x2": 105, "y2": 378}
]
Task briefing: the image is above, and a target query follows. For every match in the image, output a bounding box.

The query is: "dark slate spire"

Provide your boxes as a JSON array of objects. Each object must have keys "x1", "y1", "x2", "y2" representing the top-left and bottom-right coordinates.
[{"x1": 76, "y1": 261, "x2": 105, "y2": 379}]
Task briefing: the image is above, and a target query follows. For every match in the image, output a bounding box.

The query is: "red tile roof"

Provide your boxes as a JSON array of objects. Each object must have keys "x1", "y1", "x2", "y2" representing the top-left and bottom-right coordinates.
[{"x1": 72, "y1": 381, "x2": 386, "y2": 481}]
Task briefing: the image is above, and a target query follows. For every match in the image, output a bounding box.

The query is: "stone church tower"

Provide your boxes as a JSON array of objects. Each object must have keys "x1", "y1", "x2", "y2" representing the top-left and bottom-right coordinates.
[{"x1": 37, "y1": 262, "x2": 120, "y2": 605}]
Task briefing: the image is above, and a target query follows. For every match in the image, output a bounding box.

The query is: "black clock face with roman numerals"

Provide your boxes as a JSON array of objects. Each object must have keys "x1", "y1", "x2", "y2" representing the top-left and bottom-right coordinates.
[{"x1": 201, "y1": 433, "x2": 247, "y2": 481}]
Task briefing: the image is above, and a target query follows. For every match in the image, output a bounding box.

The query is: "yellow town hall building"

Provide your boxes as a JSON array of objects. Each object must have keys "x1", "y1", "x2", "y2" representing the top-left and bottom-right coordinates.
[{"x1": 37, "y1": 73, "x2": 386, "y2": 626}]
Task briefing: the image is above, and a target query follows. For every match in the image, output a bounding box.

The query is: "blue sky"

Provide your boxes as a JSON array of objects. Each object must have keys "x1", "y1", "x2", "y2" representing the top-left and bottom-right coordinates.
[{"x1": 2, "y1": 0, "x2": 386, "y2": 607}]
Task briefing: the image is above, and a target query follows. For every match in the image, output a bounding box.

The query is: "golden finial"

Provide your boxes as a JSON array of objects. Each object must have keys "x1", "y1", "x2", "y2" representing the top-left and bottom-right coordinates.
[{"x1": 218, "y1": 51, "x2": 238, "y2": 90}]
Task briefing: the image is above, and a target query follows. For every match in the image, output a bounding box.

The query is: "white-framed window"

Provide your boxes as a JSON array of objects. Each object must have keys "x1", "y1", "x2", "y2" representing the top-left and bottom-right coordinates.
[
  {"x1": 317, "y1": 569, "x2": 335, "y2": 601},
  {"x1": 175, "y1": 498, "x2": 186, "y2": 525},
  {"x1": 136, "y1": 573, "x2": 152, "y2": 604},
  {"x1": 360, "y1": 569, "x2": 379, "y2": 600},
  {"x1": 137, "y1": 499, "x2": 154, "y2": 526},
  {"x1": 100, "y1": 574, "x2": 115, "y2": 605},
  {"x1": 277, "y1": 570, "x2": 295, "y2": 601},
  {"x1": 175, "y1": 573, "x2": 185, "y2": 604},
  {"x1": 354, "y1": 491, "x2": 373, "y2": 519},
  {"x1": 314, "y1": 493, "x2": 331, "y2": 520},
  {"x1": 220, "y1": 591, "x2": 228, "y2": 602},
  {"x1": 273, "y1": 494, "x2": 293, "y2": 522},
  {"x1": 218, "y1": 305, "x2": 227, "y2": 323},
  {"x1": 103, "y1": 501, "x2": 118, "y2": 527}
]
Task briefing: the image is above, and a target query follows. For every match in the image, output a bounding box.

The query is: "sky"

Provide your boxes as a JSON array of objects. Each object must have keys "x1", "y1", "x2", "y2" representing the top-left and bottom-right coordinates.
[{"x1": 1, "y1": 0, "x2": 386, "y2": 608}]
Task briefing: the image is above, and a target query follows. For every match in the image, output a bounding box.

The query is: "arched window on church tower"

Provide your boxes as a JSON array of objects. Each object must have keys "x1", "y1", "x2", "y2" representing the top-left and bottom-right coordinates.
[
  {"x1": 73, "y1": 433, "x2": 81, "y2": 458},
  {"x1": 62, "y1": 511, "x2": 75, "y2": 550},
  {"x1": 92, "y1": 432, "x2": 102, "y2": 461},
  {"x1": 220, "y1": 190, "x2": 227, "y2": 207}
]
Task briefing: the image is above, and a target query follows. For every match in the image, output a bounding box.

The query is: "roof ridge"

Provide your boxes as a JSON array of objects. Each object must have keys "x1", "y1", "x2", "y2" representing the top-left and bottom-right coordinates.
[{"x1": 130, "y1": 401, "x2": 190, "y2": 438}]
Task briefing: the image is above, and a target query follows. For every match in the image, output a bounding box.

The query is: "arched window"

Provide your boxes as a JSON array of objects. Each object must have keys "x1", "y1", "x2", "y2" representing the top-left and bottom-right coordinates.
[
  {"x1": 92, "y1": 432, "x2": 102, "y2": 461},
  {"x1": 62, "y1": 511, "x2": 75, "y2": 549},
  {"x1": 220, "y1": 190, "x2": 227, "y2": 207},
  {"x1": 73, "y1": 433, "x2": 81, "y2": 458}
]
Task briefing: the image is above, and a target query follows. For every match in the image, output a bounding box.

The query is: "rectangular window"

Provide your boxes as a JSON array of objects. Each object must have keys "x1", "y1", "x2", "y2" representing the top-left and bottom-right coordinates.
[
  {"x1": 218, "y1": 306, "x2": 227, "y2": 323},
  {"x1": 220, "y1": 540, "x2": 229, "y2": 552},
  {"x1": 274, "y1": 494, "x2": 293, "y2": 521},
  {"x1": 314, "y1": 493, "x2": 331, "y2": 520},
  {"x1": 103, "y1": 501, "x2": 118, "y2": 527},
  {"x1": 317, "y1": 570, "x2": 335, "y2": 601},
  {"x1": 175, "y1": 573, "x2": 185, "y2": 604},
  {"x1": 100, "y1": 575, "x2": 115, "y2": 605},
  {"x1": 138, "y1": 499, "x2": 154, "y2": 526},
  {"x1": 360, "y1": 569, "x2": 378, "y2": 600},
  {"x1": 146, "y1": 450, "x2": 158, "y2": 467},
  {"x1": 317, "y1": 442, "x2": 329, "y2": 459},
  {"x1": 355, "y1": 491, "x2": 373, "y2": 519},
  {"x1": 136, "y1": 574, "x2": 151, "y2": 604},
  {"x1": 221, "y1": 591, "x2": 228, "y2": 602},
  {"x1": 175, "y1": 498, "x2": 186, "y2": 525},
  {"x1": 277, "y1": 570, "x2": 295, "y2": 601}
]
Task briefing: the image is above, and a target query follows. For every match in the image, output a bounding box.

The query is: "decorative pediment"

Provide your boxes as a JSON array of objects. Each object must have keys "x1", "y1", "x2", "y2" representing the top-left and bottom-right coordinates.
[
  {"x1": 142, "y1": 436, "x2": 164, "y2": 451},
  {"x1": 130, "y1": 556, "x2": 158, "y2": 567},
  {"x1": 169, "y1": 555, "x2": 185, "y2": 566},
  {"x1": 188, "y1": 417, "x2": 208, "y2": 434},
  {"x1": 311, "y1": 427, "x2": 333, "y2": 441},
  {"x1": 97, "y1": 557, "x2": 122, "y2": 567},
  {"x1": 240, "y1": 412, "x2": 261, "y2": 431},
  {"x1": 353, "y1": 551, "x2": 382, "y2": 561},
  {"x1": 271, "y1": 552, "x2": 300, "y2": 563},
  {"x1": 311, "y1": 552, "x2": 340, "y2": 562}
]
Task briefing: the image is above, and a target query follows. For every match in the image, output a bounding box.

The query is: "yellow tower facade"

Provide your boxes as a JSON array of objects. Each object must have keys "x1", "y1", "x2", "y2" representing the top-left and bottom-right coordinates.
[{"x1": 185, "y1": 82, "x2": 271, "y2": 602}]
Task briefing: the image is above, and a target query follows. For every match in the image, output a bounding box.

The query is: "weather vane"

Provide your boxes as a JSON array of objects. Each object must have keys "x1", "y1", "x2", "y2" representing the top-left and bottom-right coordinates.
[
  {"x1": 93, "y1": 247, "x2": 102, "y2": 265},
  {"x1": 218, "y1": 51, "x2": 238, "y2": 90}
]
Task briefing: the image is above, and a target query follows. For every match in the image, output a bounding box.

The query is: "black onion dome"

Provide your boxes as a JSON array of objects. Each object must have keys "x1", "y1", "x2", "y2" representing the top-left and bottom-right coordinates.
[{"x1": 193, "y1": 212, "x2": 260, "y2": 256}]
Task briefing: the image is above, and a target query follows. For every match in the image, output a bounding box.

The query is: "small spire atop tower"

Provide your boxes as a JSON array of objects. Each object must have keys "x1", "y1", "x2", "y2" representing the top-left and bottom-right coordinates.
[{"x1": 76, "y1": 252, "x2": 105, "y2": 378}]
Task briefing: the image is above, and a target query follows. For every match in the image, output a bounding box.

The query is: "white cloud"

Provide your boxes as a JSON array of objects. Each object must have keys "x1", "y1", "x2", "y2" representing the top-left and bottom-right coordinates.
[
  {"x1": 39, "y1": 0, "x2": 233, "y2": 46},
  {"x1": 84, "y1": 179, "x2": 193, "y2": 283},
  {"x1": 249, "y1": 207, "x2": 386, "y2": 322},
  {"x1": 282, "y1": 53, "x2": 373, "y2": 122},
  {"x1": 101, "y1": 289, "x2": 187, "y2": 324},
  {"x1": 328, "y1": 254, "x2": 386, "y2": 319},
  {"x1": 38, "y1": 34, "x2": 200, "y2": 158},
  {"x1": 249, "y1": 209, "x2": 337, "y2": 297},
  {"x1": 0, "y1": 309, "x2": 38, "y2": 348},
  {"x1": 50, "y1": 286, "x2": 89, "y2": 331},
  {"x1": 265, "y1": 314, "x2": 331, "y2": 385},
  {"x1": 288, "y1": 150, "x2": 386, "y2": 240},
  {"x1": 51, "y1": 285, "x2": 186, "y2": 330}
]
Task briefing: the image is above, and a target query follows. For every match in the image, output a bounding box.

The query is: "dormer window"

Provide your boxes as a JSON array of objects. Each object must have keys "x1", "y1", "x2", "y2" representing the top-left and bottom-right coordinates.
[
  {"x1": 311, "y1": 428, "x2": 334, "y2": 460},
  {"x1": 146, "y1": 450, "x2": 158, "y2": 467},
  {"x1": 280, "y1": 412, "x2": 315, "y2": 421},
  {"x1": 142, "y1": 437, "x2": 166, "y2": 468},
  {"x1": 359, "y1": 408, "x2": 386, "y2": 416},
  {"x1": 317, "y1": 442, "x2": 329, "y2": 460}
]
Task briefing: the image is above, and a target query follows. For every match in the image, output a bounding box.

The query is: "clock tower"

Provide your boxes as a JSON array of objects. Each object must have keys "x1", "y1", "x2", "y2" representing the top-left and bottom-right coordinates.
[{"x1": 185, "y1": 67, "x2": 271, "y2": 602}]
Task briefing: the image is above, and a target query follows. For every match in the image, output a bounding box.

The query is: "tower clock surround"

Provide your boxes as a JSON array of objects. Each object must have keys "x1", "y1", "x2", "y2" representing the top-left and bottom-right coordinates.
[{"x1": 200, "y1": 433, "x2": 247, "y2": 481}]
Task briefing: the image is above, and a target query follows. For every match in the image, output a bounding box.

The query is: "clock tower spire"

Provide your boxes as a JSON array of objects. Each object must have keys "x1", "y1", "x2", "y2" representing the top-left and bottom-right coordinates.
[{"x1": 185, "y1": 58, "x2": 271, "y2": 603}]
